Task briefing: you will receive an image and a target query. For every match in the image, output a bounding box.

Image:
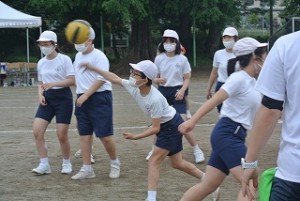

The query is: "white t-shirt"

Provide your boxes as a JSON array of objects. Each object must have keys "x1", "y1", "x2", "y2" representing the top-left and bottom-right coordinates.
[
  {"x1": 220, "y1": 70, "x2": 261, "y2": 130},
  {"x1": 213, "y1": 49, "x2": 236, "y2": 83},
  {"x1": 121, "y1": 79, "x2": 176, "y2": 123},
  {"x1": 37, "y1": 53, "x2": 74, "y2": 89},
  {"x1": 255, "y1": 31, "x2": 300, "y2": 183},
  {"x1": 154, "y1": 53, "x2": 191, "y2": 86},
  {"x1": 74, "y1": 48, "x2": 112, "y2": 94}
]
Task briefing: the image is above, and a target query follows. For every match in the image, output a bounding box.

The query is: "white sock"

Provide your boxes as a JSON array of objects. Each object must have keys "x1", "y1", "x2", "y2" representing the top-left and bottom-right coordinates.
[
  {"x1": 151, "y1": 145, "x2": 155, "y2": 153},
  {"x1": 63, "y1": 158, "x2": 71, "y2": 164},
  {"x1": 111, "y1": 158, "x2": 120, "y2": 166},
  {"x1": 82, "y1": 165, "x2": 92, "y2": 171},
  {"x1": 193, "y1": 144, "x2": 200, "y2": 152},
  {"x1": 147, "y1": 191, "x2": 157, "y2": 201},
  {"x1": 40, "y1": 157, "x2": 49, "y2": 165}
]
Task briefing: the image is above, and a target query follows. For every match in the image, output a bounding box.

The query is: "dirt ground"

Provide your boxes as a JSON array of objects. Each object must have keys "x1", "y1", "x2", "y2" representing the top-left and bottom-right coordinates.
[{"x1": 0, "y1": 71, "x2": 281, "y2": 201}]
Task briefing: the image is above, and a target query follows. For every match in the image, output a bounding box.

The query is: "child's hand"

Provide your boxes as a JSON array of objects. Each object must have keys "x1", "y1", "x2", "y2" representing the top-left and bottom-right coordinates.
[
  {"x1": 178, "y1": 119, "x2": 195, "y2": 134},
  {"x1": 122, "y1": 131, "x2": 137, "y2": 140}
]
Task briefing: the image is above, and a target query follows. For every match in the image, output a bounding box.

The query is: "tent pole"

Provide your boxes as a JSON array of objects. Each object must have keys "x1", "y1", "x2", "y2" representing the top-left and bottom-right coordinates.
[{"x1": 26, "y1": 28, "x2": 29, "y2": 63}]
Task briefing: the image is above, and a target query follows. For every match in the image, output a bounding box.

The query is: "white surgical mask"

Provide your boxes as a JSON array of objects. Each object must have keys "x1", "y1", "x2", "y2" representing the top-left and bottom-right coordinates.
[
  {"x1": 40, "y1": 46, "x2": 55, "y2": 56},
  {"x1": 75, "y1": 43, "x2": 89, "y2": 52},
  {"x1": 222, "y1": 40, "x2": 235, "y2": 49},
  {"x1": 128, "y1": 77, "x2": 144, "y2": 87},
  {"x1": 163, "y1": 43, "x2": 176, "y2": 52},
  {"x1": 129, "y1": 77, "x2": 138, "y2": 87}
]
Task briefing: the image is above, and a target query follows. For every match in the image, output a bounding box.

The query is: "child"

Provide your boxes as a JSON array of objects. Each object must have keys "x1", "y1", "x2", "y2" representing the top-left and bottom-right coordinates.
[{"x1": 81, "y1": 60, "x2": 207, "y2": 201}]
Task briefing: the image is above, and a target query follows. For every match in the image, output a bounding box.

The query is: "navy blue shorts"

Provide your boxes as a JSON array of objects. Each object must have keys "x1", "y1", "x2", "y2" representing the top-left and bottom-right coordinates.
[
  {"x1": 158, "y1": 86, "x2": 188, "y2": 114},
  {"x1": 215, "y1": 81, "x2": 224, "y2": 113},
  {"x1": 35, "y1": 87, "x2": 73, "y2": 124},
  {"x1": 270, "y1": 177, "x2": 300, "y2": 200},
  {"x1": 75, "y1": 91, "x2": 113, "y2": 138},
  {"x1": 208, "y1": 117, "x2": 247, "y2": 175},
  {"x1": 156, "y1": 113, "x2": 184, "y2": 156}
]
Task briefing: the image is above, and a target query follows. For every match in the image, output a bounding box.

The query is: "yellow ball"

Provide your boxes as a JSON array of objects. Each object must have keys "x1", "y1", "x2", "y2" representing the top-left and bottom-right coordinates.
[{"x1": 65, "y1": 20, "x2": 91, "y2": 44}]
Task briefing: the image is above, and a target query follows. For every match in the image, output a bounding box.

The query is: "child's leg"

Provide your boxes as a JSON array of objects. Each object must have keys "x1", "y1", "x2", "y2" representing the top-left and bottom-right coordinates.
[
  {"x1": 146, "y1": 135, "x2": 157, "y2": 161},
  {"x1": 169, "y1": 151, "x2": 204, "y2": 179},
  {"x1": 180, "y1": 165, "x2": 226, "y2": 201},
  {"x1": 147, "y1": 146, "x2": 169, "y2": 201},
  {"x1": 185, "y1": 95, "x2": 192, "y2": 119}
]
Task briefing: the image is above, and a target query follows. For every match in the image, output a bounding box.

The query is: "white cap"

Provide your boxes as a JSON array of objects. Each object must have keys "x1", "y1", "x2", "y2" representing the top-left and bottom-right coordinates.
[
  {"x1": 129, "y1": 60, "x2": 158, "y2": 81},
  {"x1": 233, "y1": 37, "x2": 268, "y2": 57},
  {"x1": 163, "y1": 29, "x2": 179, "y2": 41},
  {"x1": 37, "y1": 31, "x2": 57, "y2": 42},
  {"x1": 222, "y1": 27, "x2": 238, "y2": 37},
  {"x1": 89, "y1": 27, "x2": 95, "y2": 40}
]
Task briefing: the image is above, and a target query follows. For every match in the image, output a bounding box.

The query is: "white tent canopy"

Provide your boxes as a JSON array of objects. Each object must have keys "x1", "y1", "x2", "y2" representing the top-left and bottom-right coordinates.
[{"x1": 0, "y1": 1, "x2": 42, "y2": 62}]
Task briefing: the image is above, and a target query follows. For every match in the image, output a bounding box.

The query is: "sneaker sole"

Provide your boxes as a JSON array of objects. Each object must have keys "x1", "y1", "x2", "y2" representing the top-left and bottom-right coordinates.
[
  {"x1": 195, "y1": 158, "x2": 205, "y2": 164},
  {"x1": 71, "y1": 175, "x2": 96, "y2": 180},
  {"x1": 61, "y1": 171, "x2": 72, "y2": 174},
  {"x1": 32, "y1": 170, "x2": 51, "y2": 175},
  {"x1": 109, "y1": 173, "x2": 120, "y2": 179}
]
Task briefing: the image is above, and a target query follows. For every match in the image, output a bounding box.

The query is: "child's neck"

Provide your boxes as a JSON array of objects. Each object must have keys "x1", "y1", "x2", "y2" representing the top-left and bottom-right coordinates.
[{"x1": 139, "y1": 85, "x2": 151, "y2": 96}]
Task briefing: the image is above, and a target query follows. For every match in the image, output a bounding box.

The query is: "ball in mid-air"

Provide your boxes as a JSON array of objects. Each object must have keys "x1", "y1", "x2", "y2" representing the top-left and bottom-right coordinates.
[{"x1": 65, "y1": 20, "x2": 91, "y2": 44}]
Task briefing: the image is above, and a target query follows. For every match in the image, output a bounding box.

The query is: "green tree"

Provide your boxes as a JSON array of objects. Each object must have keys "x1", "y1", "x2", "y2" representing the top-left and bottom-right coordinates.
[
  {"x1": 192, "y1": 0, "x2": 242, "y2": 57},
  {"x1": 4, "y1": 0, "x2": 244, "y2": 65},
  {"x1": 280, "y1": 0, "x2": 300, "y2": 18}
]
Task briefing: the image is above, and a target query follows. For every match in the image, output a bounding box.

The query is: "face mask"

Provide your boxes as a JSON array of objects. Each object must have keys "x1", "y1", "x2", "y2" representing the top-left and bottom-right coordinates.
[
  {"x1": 40, "y1": 46, "x2": 54, "y2": 56},
  {"x1": 75, "y1": 42, "x2": 89, "y2": 52},
  {"x1": 129, "y1": 76, "x2": 144, "y2": 87},
  {"x1": 163, "y1": 43, "x2": 176, "y2": 52},
  {"x1": 222, "y1": 40, "x2": 235, "y2": 49},
  {"x1": 255, "y1": 57, "x2": 264, "y2": 70},
  {"x1": 256, "y1": 63, "x2": 262, "y2": 69}
]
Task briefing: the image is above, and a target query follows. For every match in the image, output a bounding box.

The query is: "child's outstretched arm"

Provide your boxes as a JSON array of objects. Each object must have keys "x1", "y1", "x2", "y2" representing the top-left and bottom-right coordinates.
[
  {"x1": 122, "y1": 118, "x2": 160, "y2": 140},
  {"x1": 80, "y1": 62, "x2": 122, "y2": 86}
]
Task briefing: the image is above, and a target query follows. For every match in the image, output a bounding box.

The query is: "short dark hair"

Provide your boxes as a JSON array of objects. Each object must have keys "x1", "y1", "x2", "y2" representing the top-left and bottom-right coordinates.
[{"x1": 227, "y1": 46, "x2": 268, "y2": 76}]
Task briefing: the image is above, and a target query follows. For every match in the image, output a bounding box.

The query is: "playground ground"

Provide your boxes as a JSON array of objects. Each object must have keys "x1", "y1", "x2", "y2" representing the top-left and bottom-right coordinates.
[{"x1": 0, "y1": 71, "x2": 280, "y2": 201}]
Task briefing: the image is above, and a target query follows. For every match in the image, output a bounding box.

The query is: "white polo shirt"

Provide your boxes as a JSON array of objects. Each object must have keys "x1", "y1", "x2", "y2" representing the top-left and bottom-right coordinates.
[
  {"x1": 74, "y1": 48, "x2": 112, "y2": 94},
  {"x1": 121, "y1": 79, "x2": 176, "y2": 123},
  {"x1": 37, "y1": 53, "x2": 74, "y2": 89},
  {"x1": 154, "y1": 53, "x2": 191, "y2": 87},
  {"x1": 255, "y1": 31, "x2": 300, "y2": 183},
  {"x1": 220, "y1": 70, "x2": 261, "y2": 130},
  {"x1": 213, "y1": 49, "x2": 236, "y2": 83}
]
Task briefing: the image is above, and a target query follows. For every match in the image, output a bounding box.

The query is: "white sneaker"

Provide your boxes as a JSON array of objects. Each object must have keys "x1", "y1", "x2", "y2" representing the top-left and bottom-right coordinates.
[
  {"x1": 194, "y1": 149, "x2": 205, "y2": 163},
  {"x1": 109, "y1": 164, "x2": 120, "y2": 179},
  {"x1": 212, "y1": 187, "x2": 220, "y2": 201},
  {"x1": 146, "y1": 150, "x2": 153, "y2": 161},
  {"x1": 32, "y1": 163, "x2": 51, "y2": 175},
  {"x1": 186, "y1": 110, "x2": 192, "y2": 119},
  {"x1": 61, "y1": 163, "x2": 72, "y2": 174},
  {"x1": 74, "y1": 149, "x2": 81, "y2": 158},
  {"x1": 91, "y1": 154, "x2": 95, "y2": 164},
  {"x1": 71, "y1": 168, "x2": 96, "y2": 180},
  {"x1": 75, "y1": 149, "x2": 95, "y2": 164}
]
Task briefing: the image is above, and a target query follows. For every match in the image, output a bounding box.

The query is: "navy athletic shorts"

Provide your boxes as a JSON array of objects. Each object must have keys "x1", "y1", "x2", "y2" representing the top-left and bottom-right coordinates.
[
  {"x1": 156, "y1": 113, "x2": 184, "y2": 156},
  {"x1": 75, "y1": 91, "x2": 113, "y2": 138},
  {"x1": 158, "y1": 86, "x2": 188, "y2": 114},
  {"x1": 35, "y1": 87, "x2": 73, "y2": 124},
  {"x1": 208, "y1": 117, "x2": 247, "y2": 175}
]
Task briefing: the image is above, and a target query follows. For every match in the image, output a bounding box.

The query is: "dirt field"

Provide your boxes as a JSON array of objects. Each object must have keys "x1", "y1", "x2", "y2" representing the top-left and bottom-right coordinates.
[{"x1": 0, "y1": 71, "x2": 281, "y2": 201}]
